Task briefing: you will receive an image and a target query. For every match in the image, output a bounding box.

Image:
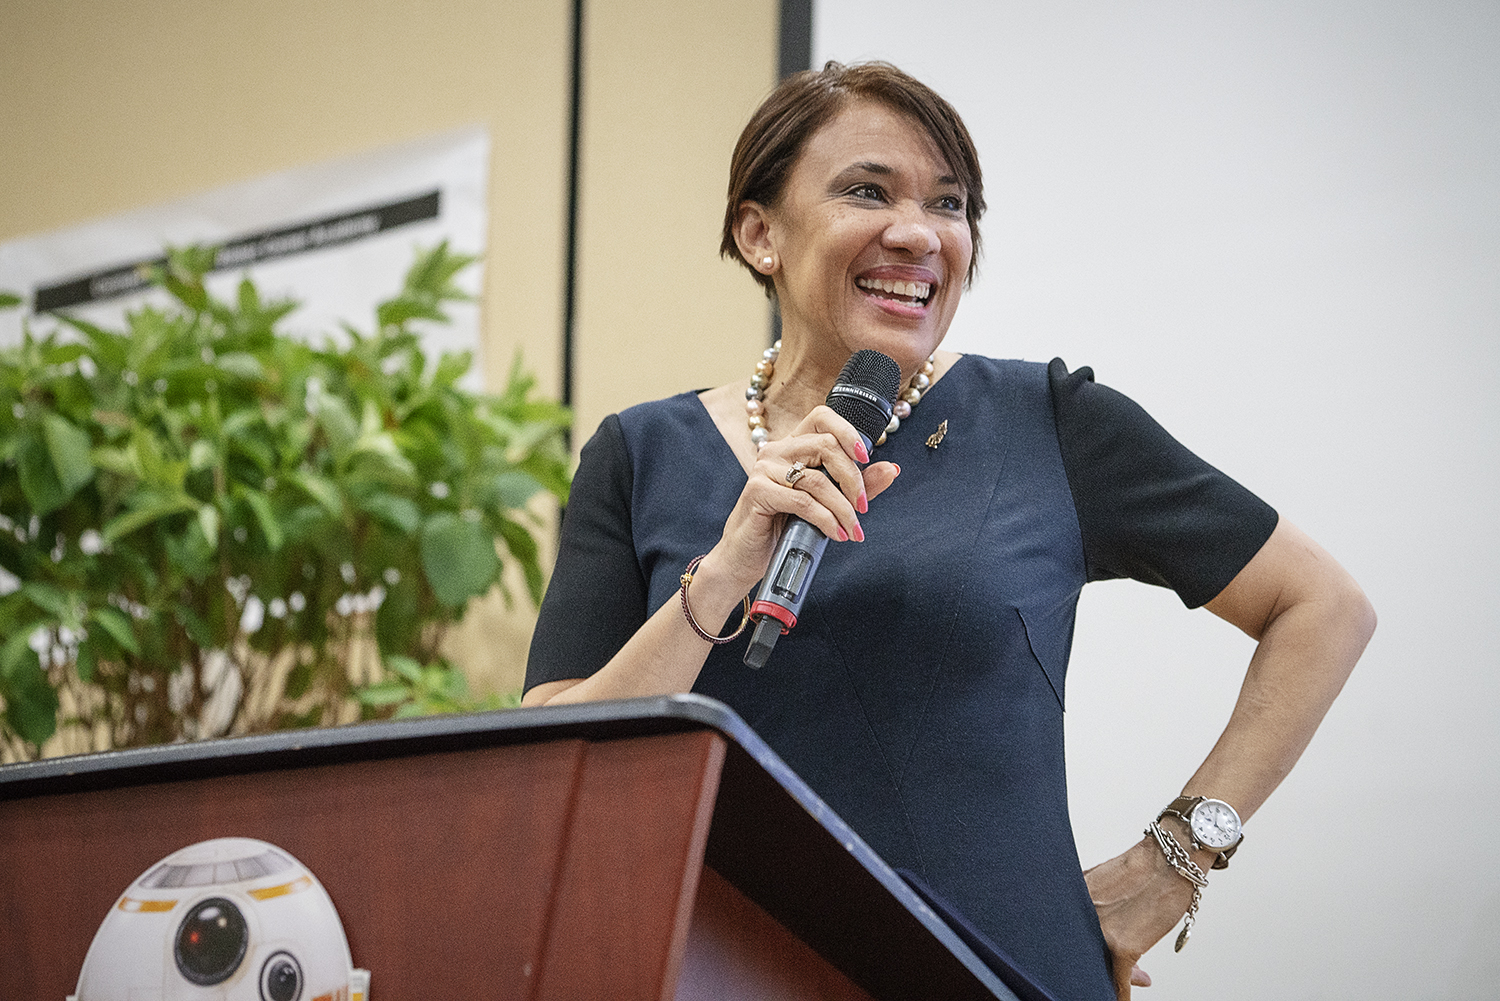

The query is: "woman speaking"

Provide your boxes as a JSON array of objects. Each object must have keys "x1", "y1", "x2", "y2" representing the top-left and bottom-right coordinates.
[{"x1": 523, "y1": 62, "x2": 1375, "y2": 1000}]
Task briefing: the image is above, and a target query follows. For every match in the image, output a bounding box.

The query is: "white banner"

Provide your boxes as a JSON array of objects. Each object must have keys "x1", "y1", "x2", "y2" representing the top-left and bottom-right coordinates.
[{"x1": 0, "y1": 127, "x2": 489, "y2": 377}]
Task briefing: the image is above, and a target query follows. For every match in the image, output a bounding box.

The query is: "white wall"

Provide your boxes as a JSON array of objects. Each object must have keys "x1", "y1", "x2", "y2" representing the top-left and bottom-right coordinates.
[{"x1": 816, "y1": 2, "x2": 1499, "y2": 998}]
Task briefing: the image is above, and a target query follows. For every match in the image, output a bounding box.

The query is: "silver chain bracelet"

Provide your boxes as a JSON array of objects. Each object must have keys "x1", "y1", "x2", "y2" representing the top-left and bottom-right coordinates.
[{"x1": 1146, "y1": 820, "x2": 1209, "y2": 951}]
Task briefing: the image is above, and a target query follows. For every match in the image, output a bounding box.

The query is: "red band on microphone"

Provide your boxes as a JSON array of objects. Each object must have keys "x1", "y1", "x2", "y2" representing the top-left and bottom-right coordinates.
[{"x1": 750, "y1": 600, "x2": 797, "y2": 634}]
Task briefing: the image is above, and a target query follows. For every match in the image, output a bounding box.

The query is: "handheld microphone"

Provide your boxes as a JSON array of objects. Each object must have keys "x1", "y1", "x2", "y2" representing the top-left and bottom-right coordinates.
[{"x1": 743, "y1": 349, "x2": 901, "y2": 669}]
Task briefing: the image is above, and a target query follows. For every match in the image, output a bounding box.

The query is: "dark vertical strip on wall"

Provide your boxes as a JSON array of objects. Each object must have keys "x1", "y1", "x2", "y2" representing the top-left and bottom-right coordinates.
[
  {"x1": 561, "y1": 0, "x2": 586, "y2": 449},
  {"x1": 770, "y1": 0, "x2": 813, "y2": 345},
  {"x1": 778, "y1": 0, "x2": 813, "y2": 80}
]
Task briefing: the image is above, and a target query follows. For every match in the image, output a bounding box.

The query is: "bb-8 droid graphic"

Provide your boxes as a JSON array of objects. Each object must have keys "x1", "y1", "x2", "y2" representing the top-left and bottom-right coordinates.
[{"x1": 69, "y1": 838, "x2": 370, "y2": 1001}]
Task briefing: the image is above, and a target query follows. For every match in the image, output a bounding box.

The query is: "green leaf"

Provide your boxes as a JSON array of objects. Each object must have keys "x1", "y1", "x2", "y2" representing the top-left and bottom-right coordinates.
[
  {"x1": 16, "y1": 427, "x2": 67, "y2": 515},
  {"x1": 147, "y1": 246, "x2": 214, "y2": 312},
  {"x1": 76, "y1": 639, "x2": 97, "y2": 683},
  {"x1": 377, "y1": 295, "x2": 446, "y2": 329},
  {"x1": 350, "y1": 403, "x2": 416, "y2": 479},
  {"x1": 283, "y1": 662, "x2": 313, "y2": 700},
  {"x1": 497, "y1": 517, "x2": 544, "y2": 606},
  {"x1": 224, "y1": 424, "x2": 275, "y2": 475},
  {"x1": 385, "y1": 654, "x2": 422, "y2": 682},
  {"x1": 492, "y1": 470, "x2": 543, "y2": 509},
  {"x1": 220, "y1": 409, "x2": 261, "y2": 440},
  {"x1": 237, "y1": 487, "x2": 284, "y2": 550},
  {"x1": 169, "y1": 244, "x2": 218, "y2": 281},
  {"x1": 160, "y1": 271, "x2": 209, "y2": 313},
  {"x1": 518, "y1": 450, "x2": 572, "y2": 504},
  {"x1": 173, "y1": 604, "x2": 214, "y2": 650},
  {"x1": 90, "y1": 606, "x2": 141, "y2": 655},
  {"x1": 102, "y1": 493, "x2": 198, "y2": 543},
  {"x1": 375, "y1": 577, "x2": 420, "y2": 652},
  {"x1": 404, "y1": 241, "x2": 477, "y2": 301},
  {"x1": 42, "y1": 341, "x2": 87, "y2": 366},
  {"x1": 1, "y1": 647, "x2": 59, "y2": 746},
  {"x1": 286, "y1": 471, "x2": 343, "y2": 517},
  {"x1": 55, "y1": 313, "x2": 128, "y2": 369},
  {"x1": 215, "y1": 352, "x2": 264, "y2": 380},
  {"x1": 432, "y1": 662, "x2": 469, "y2": 702},
  {"x1": 355, "y1": 492, "x2": 421, "y2": 533},
  {"x1": 41, "y1": 413, "x2": 95, "y2": 499},
  {"x1": 237, "y1": 277, "x2": 261, "y2": 316},
  {"x1": 274, "y1": 502, "x2": 329, "y2": 548},
  {"x1": 128, "y1": 428, "x2": 188, "y2": 490},
  {"x1": 0, "y1": 292, "x2": 21, "y2": 310},
  {"x1": 90, "y1": 444, "x2": 141, "y2": 478},
  {"x1": 165, "y1": 518, "x2": 217, "y2": 581},
  {"x1": 1, "y1": 628, "x2": 39, "y2": 676},
  {"x1": 419, "y1": 513, "x2": 499, "y2": 608},
  {"x1": 20, "y1": 582, "x2": 72, "y2": 621},
  {"x1": 356, "y1": 679, "x2": 410, "y2": 707},
  {"x1": 315, "y1": 395, "x2": 359, "y2": 458},
  {"x1": 429, "y1": 350, "x2": 472, "y2": 390}
]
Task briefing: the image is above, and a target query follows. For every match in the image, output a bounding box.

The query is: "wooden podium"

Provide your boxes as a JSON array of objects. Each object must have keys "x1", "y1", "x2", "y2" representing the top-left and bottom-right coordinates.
[{"x1": 1, "y1": 694, "x2": 1018, "y2": 1000}]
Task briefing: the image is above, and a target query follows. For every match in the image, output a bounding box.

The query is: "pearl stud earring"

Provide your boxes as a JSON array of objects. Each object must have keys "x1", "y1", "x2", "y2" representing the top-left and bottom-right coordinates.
[{"x1": 761, "y1": 256, "x2": 774, "y2": 270}]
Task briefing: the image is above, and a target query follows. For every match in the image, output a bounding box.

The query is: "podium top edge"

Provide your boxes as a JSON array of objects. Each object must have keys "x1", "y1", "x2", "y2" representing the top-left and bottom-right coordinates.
[{"x1": 0, "y1": 693, "x2": 756, "y2": 798}]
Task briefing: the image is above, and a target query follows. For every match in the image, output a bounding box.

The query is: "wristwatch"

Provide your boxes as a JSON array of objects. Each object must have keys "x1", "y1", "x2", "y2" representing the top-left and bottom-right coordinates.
[{"x1": 1157, "y1": 795, "x2": 1243, "y2": 869}]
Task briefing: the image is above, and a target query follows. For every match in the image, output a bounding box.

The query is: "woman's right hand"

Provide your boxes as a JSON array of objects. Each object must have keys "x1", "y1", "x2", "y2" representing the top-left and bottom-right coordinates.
[{"x1": 709, "y1": 403, "x2": 902, "y2": 595}]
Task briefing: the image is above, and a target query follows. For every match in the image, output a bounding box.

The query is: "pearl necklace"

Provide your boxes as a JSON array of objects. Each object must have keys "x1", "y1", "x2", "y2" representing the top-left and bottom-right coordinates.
[{"x1": 745, "y1": 340, "x2": 935, "y2": 449}]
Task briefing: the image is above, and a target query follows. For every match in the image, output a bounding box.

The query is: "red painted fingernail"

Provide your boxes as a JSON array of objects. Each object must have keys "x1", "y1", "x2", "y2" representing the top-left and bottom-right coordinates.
[
  {"x1": 857, "y1": 490, "x2": 868, "y2": 514},
  {"x1": 836, "y1": 526, "x2": 849, "y2": 542},
  {"x1": 853, "y1": 522, "x2": 865, "y2": 542},
  {"x1": 854, "y1": 441, "x2": 870, "y2": 463},
  {"x1": 892, "y1": 463, "x2": 902, "y2": 476}
]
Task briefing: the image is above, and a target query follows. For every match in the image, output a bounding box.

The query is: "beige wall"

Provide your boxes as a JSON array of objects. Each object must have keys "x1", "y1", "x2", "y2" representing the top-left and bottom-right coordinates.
[
  {"x1": 572, "y1": 0, "x2": 777, "y2": 441},
  {"x1": 0, "y1": 0, "x2": 777, "y2": 699}
]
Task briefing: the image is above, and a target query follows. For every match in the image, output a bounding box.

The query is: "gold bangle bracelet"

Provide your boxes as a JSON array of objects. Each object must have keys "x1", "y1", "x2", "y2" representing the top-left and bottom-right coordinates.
[{"x1": 679, "y1": 554, "x2": 752, "y2": 644}]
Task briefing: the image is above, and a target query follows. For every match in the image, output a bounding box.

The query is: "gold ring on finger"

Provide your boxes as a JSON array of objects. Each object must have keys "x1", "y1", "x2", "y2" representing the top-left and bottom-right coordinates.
[{"x1": 785, "y1": 460, "x2": 806, "y2": 486}]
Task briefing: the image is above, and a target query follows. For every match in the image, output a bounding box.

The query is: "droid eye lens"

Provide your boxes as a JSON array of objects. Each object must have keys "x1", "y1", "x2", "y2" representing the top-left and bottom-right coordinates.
[
  {"x1": 174, "y1": 897, "x2": 249, "y2": 985},
  {"x1": 260, "y1": 951, "x2": 304, "y2": 1001}
]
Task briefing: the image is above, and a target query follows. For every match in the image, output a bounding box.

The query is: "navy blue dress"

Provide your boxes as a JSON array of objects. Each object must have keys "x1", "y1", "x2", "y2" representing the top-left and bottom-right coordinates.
[{"x1": 527, "y1": 356, "x2": 1276, "y2": 1000}]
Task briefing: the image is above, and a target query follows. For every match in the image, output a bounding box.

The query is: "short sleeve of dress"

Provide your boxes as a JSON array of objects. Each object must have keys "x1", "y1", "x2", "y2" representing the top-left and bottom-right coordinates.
[
  {"x1": 1048, "y1": 358, "x2": 1278, "y2": 608},
  {"x1": 524, "y1": 414, "x2": 648, "y2": 691}
]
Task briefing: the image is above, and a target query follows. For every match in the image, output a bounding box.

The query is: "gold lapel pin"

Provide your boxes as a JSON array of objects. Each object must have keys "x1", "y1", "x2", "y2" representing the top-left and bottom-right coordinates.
[{"x1": 926, "y1": 419, "x2": 948, "y2": 449}]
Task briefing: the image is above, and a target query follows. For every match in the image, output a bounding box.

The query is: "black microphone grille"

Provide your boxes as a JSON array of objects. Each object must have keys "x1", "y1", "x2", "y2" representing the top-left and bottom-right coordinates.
[{"x1": 825, "y1": 350, "x2": 901, "y2": 442}]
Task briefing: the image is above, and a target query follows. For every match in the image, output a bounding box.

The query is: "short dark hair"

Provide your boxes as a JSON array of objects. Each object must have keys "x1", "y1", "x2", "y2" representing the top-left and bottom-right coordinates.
[{"x1": 720, "y1": 61, "x2": 985, "y2": 295}]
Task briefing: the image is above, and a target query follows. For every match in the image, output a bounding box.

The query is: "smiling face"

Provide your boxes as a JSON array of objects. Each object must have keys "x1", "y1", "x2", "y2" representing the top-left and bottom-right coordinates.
[{"x1": 744, "y1": 99, "x2": 974, "y2": 380}]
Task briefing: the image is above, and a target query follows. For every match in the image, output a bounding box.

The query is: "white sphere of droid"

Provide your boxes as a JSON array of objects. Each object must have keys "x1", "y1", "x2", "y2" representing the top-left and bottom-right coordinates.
[{"x1": 70, "y1": 837, "x2": 368, "y2": 1001}]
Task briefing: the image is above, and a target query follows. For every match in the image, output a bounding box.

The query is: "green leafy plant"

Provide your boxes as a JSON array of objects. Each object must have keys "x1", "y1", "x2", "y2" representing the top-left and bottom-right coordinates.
[
  {"x1": 0, "y1": 244, "x2": 569, "y2": 759},
  {"x1": 355, "y1": 654, "x2": 520, "y2": 718}
]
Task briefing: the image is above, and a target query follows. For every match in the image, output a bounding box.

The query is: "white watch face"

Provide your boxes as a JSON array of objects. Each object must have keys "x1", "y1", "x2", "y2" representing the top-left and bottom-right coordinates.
[{"x1": 1190, "y1": 799, "x2": 1242, "y2": 850}]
